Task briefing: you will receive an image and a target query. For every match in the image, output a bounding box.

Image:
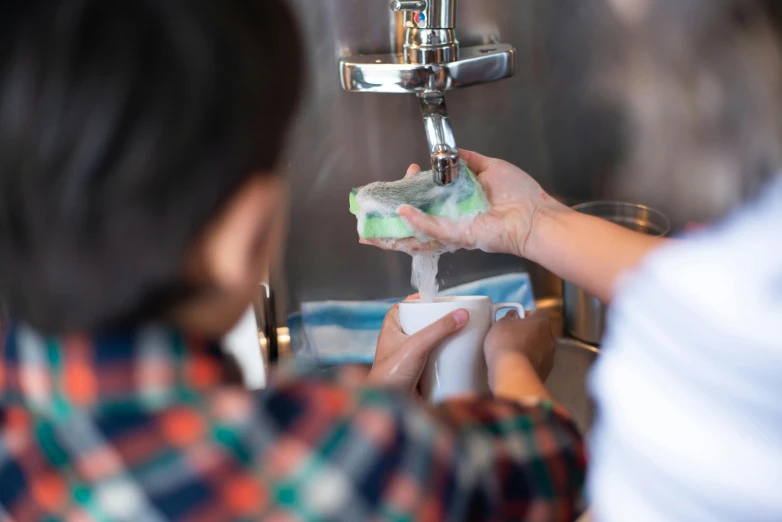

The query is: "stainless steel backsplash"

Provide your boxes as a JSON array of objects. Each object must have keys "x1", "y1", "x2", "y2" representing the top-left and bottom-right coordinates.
[{"x1": 279, "y1": 0, "x2": 623, "y2": 317}]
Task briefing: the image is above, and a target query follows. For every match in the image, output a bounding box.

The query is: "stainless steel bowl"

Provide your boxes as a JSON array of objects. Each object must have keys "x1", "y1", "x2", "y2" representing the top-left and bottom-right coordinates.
[{"x1": 563, "y1": 202, "x2": 670, "y2": 345}]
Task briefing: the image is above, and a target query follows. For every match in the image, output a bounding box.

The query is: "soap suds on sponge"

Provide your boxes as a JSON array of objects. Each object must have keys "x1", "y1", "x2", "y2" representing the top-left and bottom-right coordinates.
[{"x1": 349, "y1": 162, "x2": 489, "y2": 241}]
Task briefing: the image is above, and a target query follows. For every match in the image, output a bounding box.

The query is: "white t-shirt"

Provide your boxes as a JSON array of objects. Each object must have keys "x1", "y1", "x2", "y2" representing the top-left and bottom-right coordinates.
[{"x1": 588, "y1": 180, "x2": 782, "y2": 521}]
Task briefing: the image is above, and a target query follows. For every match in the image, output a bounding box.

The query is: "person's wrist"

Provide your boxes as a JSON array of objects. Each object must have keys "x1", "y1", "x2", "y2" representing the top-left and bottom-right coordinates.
[
  {"x1": 487, "y1": 349, "x2": 531, "y2": 387},
  {"x1": 489, "y1": 350, "x2": 552, "y2": 401},
  {"x1": 522, "y1": 197, "x2": 571, "y2": 261}
]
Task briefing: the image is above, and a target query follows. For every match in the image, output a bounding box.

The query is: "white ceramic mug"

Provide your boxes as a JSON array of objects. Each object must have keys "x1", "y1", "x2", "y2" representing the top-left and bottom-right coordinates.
[{"x1": 398, "y1": 296, "x2": 526, "y2": 403}]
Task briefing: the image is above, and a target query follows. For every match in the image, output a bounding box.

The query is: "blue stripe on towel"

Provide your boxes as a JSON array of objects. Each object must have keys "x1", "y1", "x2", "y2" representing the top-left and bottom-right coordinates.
[{"x1": 301, "y1": 302, "x2": 393, "y2": 330}]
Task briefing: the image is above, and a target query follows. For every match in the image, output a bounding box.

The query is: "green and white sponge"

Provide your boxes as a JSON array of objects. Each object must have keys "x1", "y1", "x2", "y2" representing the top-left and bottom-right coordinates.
[{"x1": 349, "y1": 161, "x2": 489, "y2": 240}]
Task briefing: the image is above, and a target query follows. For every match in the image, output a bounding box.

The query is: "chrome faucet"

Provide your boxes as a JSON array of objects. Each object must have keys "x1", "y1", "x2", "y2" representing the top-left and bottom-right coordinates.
[
  {"x1": 420, "y1": 94, "x2": 459, "y2": 184},
  {"x1": 340, "y1": 0, "x2": 515, "y2": 185}
]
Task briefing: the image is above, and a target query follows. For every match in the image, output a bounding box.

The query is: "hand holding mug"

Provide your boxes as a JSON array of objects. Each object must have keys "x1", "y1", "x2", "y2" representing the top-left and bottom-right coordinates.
[
  {"x1": 398, "y1": 296, "x2": 525, "y2": 403},
  {"x1": 484, "y1": 308, "x2": 555, "y2": 401},
  {"x1": 367, "y1": 296, "x2": 469, "y2": 393}
]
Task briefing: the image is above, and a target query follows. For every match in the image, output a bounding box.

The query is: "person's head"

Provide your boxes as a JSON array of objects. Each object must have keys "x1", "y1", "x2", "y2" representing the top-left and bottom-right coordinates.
[
  {"x1": 0, "y1": 0, "x2": 303, "y2": 336},
  {"x1": 601, "y1": 0, "x2": 782, "y2": 223}
]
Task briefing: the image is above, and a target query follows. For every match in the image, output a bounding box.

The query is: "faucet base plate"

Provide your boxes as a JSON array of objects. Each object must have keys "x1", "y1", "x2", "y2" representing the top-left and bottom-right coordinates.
[{"x1": 340, "y1": 44, "x2": 515, "y2": 94}]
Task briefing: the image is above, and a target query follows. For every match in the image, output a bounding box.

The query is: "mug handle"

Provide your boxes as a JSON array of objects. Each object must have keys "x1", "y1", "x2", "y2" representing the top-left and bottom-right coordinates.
[{"x1": 492, "y1": 302, "x2": 526, "y2": 323}]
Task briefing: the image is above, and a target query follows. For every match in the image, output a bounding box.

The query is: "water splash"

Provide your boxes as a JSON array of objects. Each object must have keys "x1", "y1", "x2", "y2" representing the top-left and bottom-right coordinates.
[{"x1": 411, "y1": 252, "x2": 440, "y2": 302}]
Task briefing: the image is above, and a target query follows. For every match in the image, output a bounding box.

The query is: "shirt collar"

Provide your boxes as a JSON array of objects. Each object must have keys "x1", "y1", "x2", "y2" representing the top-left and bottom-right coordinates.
[{"x1": 0, "y1": 322, "x2": 243, "y2": 417}]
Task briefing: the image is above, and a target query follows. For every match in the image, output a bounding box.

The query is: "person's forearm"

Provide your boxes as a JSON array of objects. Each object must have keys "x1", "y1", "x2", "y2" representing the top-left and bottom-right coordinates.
[
  {"x1": 525, "y1": 201, "x2": 668, "y2": 304},
  {"x1": 491, "y1": 352, "x2": 553, "y2": 403}
]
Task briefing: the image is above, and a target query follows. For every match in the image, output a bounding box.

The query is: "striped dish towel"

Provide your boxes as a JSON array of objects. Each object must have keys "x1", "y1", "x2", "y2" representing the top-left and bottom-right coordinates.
[{"x1": 288, "y1": 273, "x2": 535, "y2": 365}]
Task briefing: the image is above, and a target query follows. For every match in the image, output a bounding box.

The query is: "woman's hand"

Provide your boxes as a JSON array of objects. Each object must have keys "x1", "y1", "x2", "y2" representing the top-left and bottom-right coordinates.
[
  {"x1": 362, "y1": 150, "x2": 567, "y2": 257},
  {"x1": 484, "y1": 309, "x2": 556, "y2": 401},
  {"x1": 367, "y1": 297, "x2": 469, "y2": 393},
  {"x1": 363, "y1": 151, "x2": 667, "y2": 305}
]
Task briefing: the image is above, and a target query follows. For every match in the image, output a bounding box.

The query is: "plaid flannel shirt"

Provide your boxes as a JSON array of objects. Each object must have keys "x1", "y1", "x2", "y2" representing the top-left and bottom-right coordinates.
[{"x1": 0, "y1": 323, "x2": 585, "y2": 521}]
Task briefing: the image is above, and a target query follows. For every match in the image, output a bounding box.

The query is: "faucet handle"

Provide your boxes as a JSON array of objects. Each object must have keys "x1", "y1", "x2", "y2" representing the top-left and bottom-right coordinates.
[{"x1": 390, "y1": 1, "x2": 427, "y2": 12}]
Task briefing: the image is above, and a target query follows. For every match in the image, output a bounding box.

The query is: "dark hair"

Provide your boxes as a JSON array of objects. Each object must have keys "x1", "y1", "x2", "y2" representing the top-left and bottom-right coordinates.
[{"x1": 0, "y1": 0, "x2": 303, "y2": 333}]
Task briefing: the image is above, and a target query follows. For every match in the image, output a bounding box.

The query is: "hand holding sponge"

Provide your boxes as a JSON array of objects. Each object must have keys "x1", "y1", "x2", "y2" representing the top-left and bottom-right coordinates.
[{"x1": 349, "y1": 162, "x2": 489, "y2": 240}]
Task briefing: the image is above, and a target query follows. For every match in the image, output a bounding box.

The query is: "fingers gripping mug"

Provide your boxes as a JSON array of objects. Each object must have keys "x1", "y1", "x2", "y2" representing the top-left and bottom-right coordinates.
[{"x1": 399, "y1": 296, "x2": 525, "y2": 403}]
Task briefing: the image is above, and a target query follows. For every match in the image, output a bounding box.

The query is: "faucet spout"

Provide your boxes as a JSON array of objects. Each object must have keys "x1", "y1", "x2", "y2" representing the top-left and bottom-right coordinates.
[
  {"x1": 339, "y1": 0, "x2": 516, "y2": 186},
  {"x1": 420, "y1": 94, "x2": 459, "y2": 185}
]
